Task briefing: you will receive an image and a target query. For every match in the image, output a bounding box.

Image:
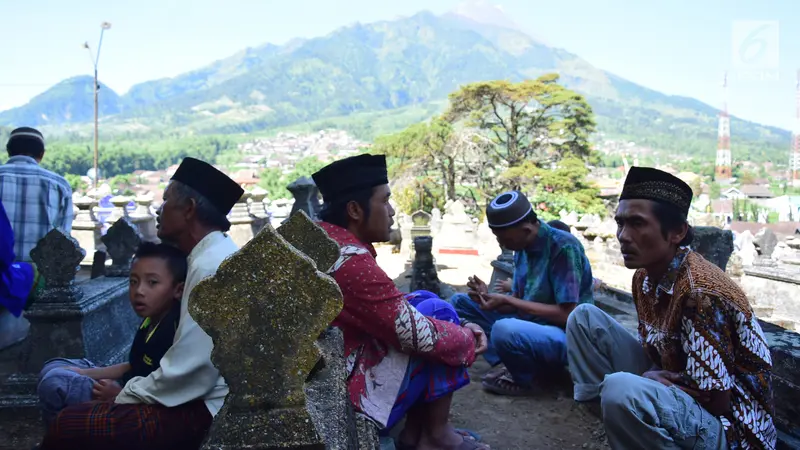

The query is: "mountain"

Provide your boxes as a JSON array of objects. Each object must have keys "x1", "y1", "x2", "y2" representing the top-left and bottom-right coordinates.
[
  {"x1": 0, "y1": 76, "x2": 123, "y2": 126},
  {"x1": 0, "y1": 8, "x2": 791, "y2": 161}
]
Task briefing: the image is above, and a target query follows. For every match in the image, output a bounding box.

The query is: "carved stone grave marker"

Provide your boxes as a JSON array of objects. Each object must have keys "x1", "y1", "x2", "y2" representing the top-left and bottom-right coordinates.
[
  {"x1": 276, "y1": 211, "x2": 339, "y2": 273},
  {"x1": 190, "y1": 220, "x2": 343, "y2": 449},
  {"x1": 29, "y1": 228, "x2": 86, "y2": 303},
  {"x1": 101, "y1": 218, "x2": 143, "y2": 277}
]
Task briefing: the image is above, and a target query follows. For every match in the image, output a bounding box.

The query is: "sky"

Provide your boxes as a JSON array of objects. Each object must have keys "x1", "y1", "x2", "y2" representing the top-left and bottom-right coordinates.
[{"x1": 0, "y1": 0, "x2": 798, "y2": 130}]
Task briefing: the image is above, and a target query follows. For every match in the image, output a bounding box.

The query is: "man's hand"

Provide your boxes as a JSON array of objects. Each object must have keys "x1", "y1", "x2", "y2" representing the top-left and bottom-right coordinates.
[
  {"x1": 467, "y1": 275, "x2": 489, "y2": 295},
  {"x1": 642, "y1": 370, "x2": 709, "y2": 402},
  {"x1": 463, "y1": 323, "x2": 488, "y2": 355},
  {"x1": 469, "y1": 292, "x2": 510, "y2": 311},
  {"x1": 91, "y1": 379, "x2": 122, "y2": 402},
  {"x1": 494, "y1": 278, "x2": 512, "y2": 293}
]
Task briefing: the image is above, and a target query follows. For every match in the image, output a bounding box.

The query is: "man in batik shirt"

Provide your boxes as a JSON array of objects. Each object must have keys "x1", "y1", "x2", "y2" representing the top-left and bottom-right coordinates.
[
  {"x1": 312, "y1": 154, "x2": 490, "y2": 450},
  {"x1": 566, "y1": 167, "x2": 775, "y2": 449}
]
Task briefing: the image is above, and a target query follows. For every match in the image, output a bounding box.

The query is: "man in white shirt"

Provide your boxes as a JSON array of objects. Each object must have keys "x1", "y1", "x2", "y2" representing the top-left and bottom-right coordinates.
[{"x1": 39, "y1": 157, "x2": 244, "y2": 450}]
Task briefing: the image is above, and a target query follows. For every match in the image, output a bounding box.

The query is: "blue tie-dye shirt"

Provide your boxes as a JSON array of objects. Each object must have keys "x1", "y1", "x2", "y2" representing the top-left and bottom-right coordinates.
[{"x1": 512, "y1": 222, "x2": 594, "y2": 326}]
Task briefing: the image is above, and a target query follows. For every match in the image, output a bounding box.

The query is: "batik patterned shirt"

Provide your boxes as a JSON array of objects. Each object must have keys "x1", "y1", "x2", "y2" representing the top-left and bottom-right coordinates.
[
  {"x1": 0, "y1": 155, "x2": 73, "y2": 261},
  {"x1": 633, "y1": 247, "x2": 776, "y2": 449},
  {"x1": 318, "y1": 222, "x2": 477, "y2": 427},
  {"x1": 512, "y1": 222, "x2": 594, "y2": 326}
]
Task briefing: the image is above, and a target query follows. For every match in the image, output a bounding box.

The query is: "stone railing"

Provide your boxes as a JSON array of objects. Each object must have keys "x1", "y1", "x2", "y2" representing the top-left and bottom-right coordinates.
[
  {"x1": 0, "y1": 219, "x2": 143, "y2": 436},
  {"x1": 67, "y1": 177, "x2": 323, "y2": 266}
]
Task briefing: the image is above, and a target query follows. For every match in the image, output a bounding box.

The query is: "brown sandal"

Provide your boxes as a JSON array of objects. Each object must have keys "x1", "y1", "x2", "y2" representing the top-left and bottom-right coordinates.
[{"x1": 481, "y1": 372, "x2": 540, "y2": 397}]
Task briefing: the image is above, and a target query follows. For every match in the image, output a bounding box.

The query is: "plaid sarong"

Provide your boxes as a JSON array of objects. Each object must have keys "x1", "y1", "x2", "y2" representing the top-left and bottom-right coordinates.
[{"x1": 39, "y1": 399, "x2": 212, "y2": 450}]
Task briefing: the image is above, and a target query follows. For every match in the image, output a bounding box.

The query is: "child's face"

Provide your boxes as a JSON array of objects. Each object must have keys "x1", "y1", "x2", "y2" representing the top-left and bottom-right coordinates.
[{"x1": 129, "y1": 257, "x2": 184, "y2": 318}]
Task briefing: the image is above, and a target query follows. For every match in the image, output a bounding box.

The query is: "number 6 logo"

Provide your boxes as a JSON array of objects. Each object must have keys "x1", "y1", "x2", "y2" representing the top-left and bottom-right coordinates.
[{"x1": 732, "y1": 21, "x2": 780, "y2": 70}]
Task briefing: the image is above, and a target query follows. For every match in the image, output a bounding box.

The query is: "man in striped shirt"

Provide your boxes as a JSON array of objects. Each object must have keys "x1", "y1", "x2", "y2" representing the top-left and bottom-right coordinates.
[{"x1": 0, "y1": 127, "x2": 73, "y2": 261}]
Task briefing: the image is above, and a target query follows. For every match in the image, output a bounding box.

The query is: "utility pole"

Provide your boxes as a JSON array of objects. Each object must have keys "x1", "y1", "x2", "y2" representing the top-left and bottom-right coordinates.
[{"x1": 84, "y1": 22, "x2": 111, "y2": 188}]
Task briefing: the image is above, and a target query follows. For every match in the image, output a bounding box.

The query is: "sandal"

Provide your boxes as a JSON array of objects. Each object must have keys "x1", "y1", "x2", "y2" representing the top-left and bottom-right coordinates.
[
  {"x1": 481, "y1": 372, "x2": 540, "y2": 397},
  {"x1": 480, "y1": 366, "x2": 508, "y2": 382},
  {"x1": 394, "y1": 429, "x2": 483, "y2": 450}
]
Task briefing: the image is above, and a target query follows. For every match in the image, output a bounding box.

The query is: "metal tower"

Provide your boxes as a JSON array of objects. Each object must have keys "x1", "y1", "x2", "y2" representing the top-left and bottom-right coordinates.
[
  {"x1": 715, "y1": 72, "x2": 732, "y2": 182},
  {"x1": 791, "y1": 70, "x2": 800, "y2": 186}
]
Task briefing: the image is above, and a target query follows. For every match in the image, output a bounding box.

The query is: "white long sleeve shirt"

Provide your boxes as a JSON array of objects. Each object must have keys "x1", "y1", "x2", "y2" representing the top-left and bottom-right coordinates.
[{"x1": 115, "y1": 231, "x2": 238, "y2": 416}]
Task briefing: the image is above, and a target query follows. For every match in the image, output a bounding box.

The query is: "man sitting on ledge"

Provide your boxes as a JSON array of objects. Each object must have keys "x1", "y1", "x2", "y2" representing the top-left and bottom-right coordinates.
[
  {"x1": 566, "y1": 167, "x2": 776, "y2": 449},
  {"x1": 451, "y1": 191, "x2": 594, "y2": 396},
  {"x1": 40, "y1": 157, "x2": 244, "y2": 450},
  {"x1": 313, "y1": 154, "x2": 490, "y2": 450}
]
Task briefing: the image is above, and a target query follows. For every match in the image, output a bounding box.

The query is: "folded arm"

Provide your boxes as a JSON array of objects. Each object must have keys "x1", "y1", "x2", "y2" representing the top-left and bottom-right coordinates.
[{"x1": 335, "y1": 254, "x2": 476, "y2": 367}]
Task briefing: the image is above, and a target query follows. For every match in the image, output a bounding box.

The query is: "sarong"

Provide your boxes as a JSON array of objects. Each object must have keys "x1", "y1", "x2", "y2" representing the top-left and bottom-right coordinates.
[
  {"x1": 39, "y1": 399, "x2": 212, "y2": 450},
  {"x1": 383, "y1": 291, "x2": 470, "y2": 429}
]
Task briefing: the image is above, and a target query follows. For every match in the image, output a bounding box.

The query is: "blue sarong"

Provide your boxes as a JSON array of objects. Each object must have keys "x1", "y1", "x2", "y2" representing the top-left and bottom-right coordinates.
[
  {"x1": 0, "y1": 200, "x2": 36, "y2": 317},
  {"x1": 382, "y1": 291, "x2": 470, "y2": 430}
]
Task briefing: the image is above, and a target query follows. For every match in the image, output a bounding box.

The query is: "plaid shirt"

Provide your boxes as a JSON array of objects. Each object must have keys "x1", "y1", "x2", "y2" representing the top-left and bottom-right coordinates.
[{"x1": 0, "y1": 155, "x2": 73, "y2": 261}]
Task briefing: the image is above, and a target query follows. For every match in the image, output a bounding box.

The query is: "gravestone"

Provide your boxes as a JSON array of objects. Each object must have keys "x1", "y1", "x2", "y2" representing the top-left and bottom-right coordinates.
[
  {"x1": 409, "y1": 211, "x2": 432, "y2": 261},
  {"x1": 71, "y1": 196, "x2": 103, "y2": 266},
  {"x1": 287, "y1": 176, "x2": 322, "y2": 221},
  {"x1": 108, "y1": 195, "x2": 132, "y2": 223},
  {"x1": 436, "y1": 200, "x2": 478, "y2": 255},
  {"x1": 190, "y1": 218, "x2": 344, "y2": 449},
  {"x1": 489, "y1": 248, "x2": 514, "y2": 293},
  {"x1": 691, "y1": 227, "x2": 734, "y2": 271},
  {"x1": 229, "y1": 192, "x2": 257, "y2": 248},
  {"x1": 411, "y1": 236, "x2": 441, "y2": 296},
  {"x1": 129, "y1": 194, "x2": 158, "y2": 243},
  {"x1": 101, "y1": 218, "x2": 143, "y2": 277},
  {"x1": 249, "y1": 187, "x2": 270, "y2": 235},
  {"x1": 754, "y1": 228, "x2": 778, "y2": 267},
  {"x1": 275, "y1": 212, "x2": 380, "y2": 449}
]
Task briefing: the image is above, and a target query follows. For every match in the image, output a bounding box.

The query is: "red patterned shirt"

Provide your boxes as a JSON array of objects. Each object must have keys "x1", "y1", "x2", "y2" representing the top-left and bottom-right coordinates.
[{"x1": 318, "y1": 222, "x2": 477, "y2": 426}]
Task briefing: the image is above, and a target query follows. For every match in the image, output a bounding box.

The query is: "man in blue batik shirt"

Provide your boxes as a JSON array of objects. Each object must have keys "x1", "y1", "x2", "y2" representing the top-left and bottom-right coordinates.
[{"x1": 451, "y1": 191, "x2": 594, "y2": 396}]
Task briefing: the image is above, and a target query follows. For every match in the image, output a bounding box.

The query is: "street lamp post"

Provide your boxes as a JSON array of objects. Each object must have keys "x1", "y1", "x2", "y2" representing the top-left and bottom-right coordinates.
[{"x1": 84, "y1": 22, "x2": 111, "y2": 189}]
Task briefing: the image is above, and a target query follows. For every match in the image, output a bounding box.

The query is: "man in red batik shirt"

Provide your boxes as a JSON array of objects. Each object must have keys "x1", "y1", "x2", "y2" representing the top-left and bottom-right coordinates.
[{"x1": 313, "y1": 154, "x2": 490, "y2": 450}]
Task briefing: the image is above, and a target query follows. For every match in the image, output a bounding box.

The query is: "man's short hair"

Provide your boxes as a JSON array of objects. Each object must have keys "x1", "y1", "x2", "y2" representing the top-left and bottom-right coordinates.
[
  {"x1": 318, "y1": 186, "x2": 374, "y2": 228},
  {"x1": 171, "y1": 181, "x2": 232, "y2": 232},
  {"x1": 7, "y1": 127, "x2": 45, "y2": 159},
  {"x1": 133, "y1": 242, "x2": 188, "y2": 283},
  {"x1": 651, "y1": 201, "x2": 694, "y2": 246}
]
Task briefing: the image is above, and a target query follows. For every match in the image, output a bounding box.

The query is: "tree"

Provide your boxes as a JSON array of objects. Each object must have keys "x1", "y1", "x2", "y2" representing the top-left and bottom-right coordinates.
[
  {"x1": 444, "y1": 74, "x2": 596, "y2": 175},
  {"x1": 257, "y1": 157, "x2": 327, "y2": 200},
  {"x1": 709, "y1": 183, "x2": 721, "y2": 200},
  {"x1": 64, "y1": 173, "x2": 87, "y2": 193},
  {"x1": 689, "y1": 177, "x2": 702, "y2": 199},
  {"x1": 501, "y1": 156, "x2": 605, "y2": 219},
  {"x1": 373, "y1": 117, "x2": 496, "y2": 203}
]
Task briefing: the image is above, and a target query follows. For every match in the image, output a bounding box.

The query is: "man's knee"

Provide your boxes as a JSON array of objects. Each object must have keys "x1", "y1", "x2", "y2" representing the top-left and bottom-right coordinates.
[
  {"x1": 450, "y1": 293, "x2": 476, "y2": 316},
  {"x1": 566, "y1": 303, "x2": 601, "y2": 334},
  {"x1": 599, "y1": 372, "x2": 646, "y2": 418},
  {"x1": 490, "y1": 318, "x2": 524, "y2": 351},
  {"x1": 38, "y1": 369, "x2": 70, "y2": 406}
]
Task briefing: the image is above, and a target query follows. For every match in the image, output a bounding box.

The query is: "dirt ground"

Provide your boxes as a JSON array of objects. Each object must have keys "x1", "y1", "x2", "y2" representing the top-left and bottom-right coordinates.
[{"x1": 445, "y1": 359, "x2": 609, "y2": 450}]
